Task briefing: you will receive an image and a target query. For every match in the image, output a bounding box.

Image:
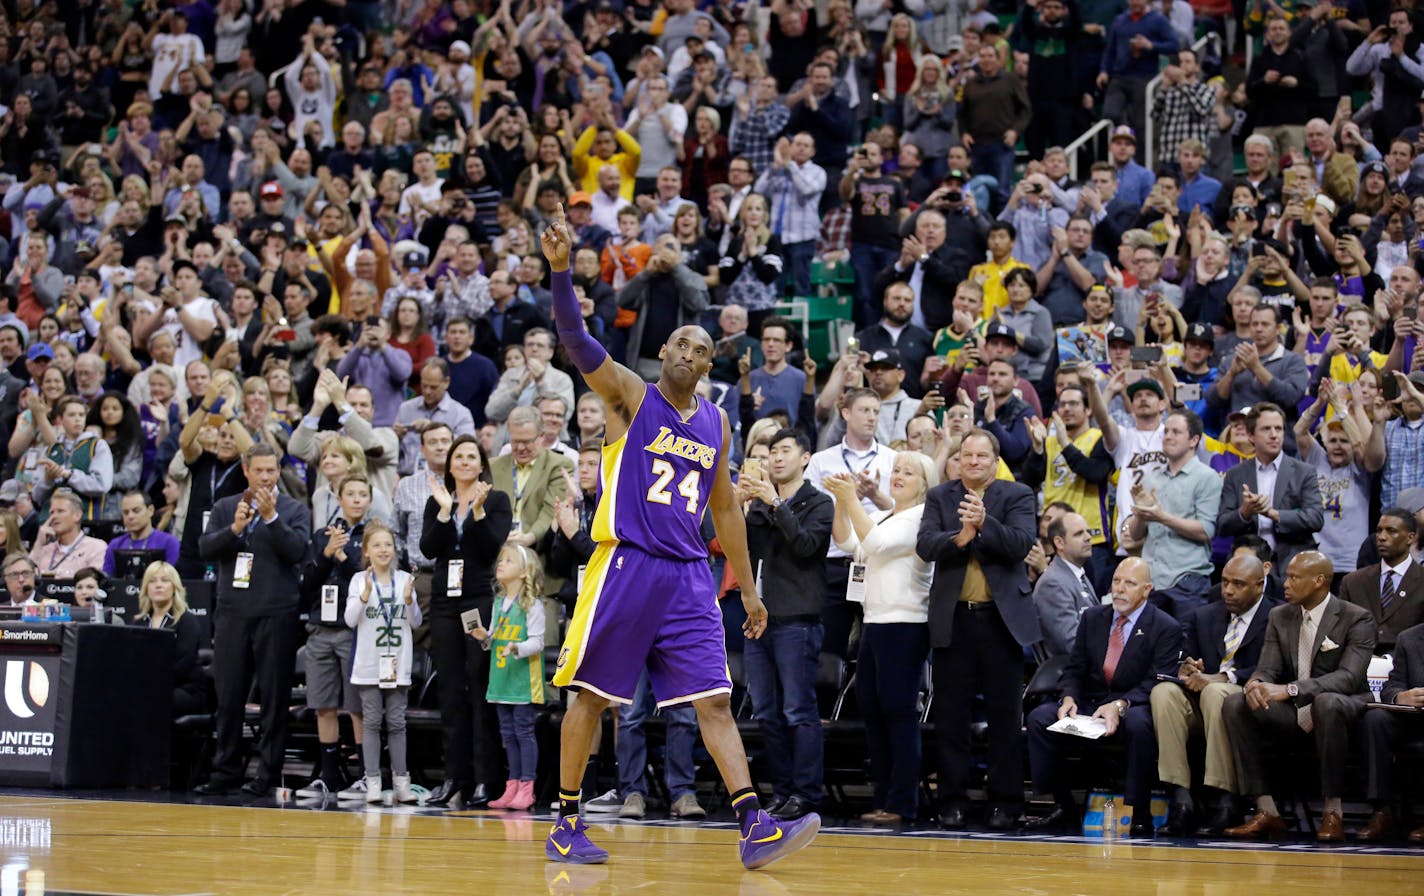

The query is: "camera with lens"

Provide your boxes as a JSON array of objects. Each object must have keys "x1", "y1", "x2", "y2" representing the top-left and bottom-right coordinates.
[{"x1": 945, "y1": 190, "x2": 963, "y2": 204}]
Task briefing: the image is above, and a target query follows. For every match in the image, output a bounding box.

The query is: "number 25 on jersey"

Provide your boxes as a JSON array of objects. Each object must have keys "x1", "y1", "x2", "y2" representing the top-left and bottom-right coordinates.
[{"x1": 646, "y1": 459, "x2": 701, "y2": 513}]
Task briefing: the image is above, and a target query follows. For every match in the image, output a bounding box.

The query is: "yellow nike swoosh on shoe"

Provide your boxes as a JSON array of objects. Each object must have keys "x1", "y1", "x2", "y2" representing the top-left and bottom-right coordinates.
[
  {"x1": 552, "y1": 839, "x2": 573, "y2": 856},
  {"x1": 745, "y1": 828, "x2": 783, "y2": 844}
]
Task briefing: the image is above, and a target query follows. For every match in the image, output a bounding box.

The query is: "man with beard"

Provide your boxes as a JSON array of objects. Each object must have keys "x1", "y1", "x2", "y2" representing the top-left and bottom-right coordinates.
[{"x1": 856, "y1": 282, "x2": 933, "y2": 397}]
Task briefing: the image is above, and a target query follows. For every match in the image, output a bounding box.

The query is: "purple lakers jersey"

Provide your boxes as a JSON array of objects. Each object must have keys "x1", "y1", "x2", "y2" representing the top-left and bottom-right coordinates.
[{"x1": 591, "y1": 383, "x2": 723, "y2": 560}]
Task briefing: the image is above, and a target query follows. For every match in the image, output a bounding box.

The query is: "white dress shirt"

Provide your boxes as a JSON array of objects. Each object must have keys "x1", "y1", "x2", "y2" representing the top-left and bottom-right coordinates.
[{"x1": 1254, "y1": 455, "x2": 1281, "y2": 549}]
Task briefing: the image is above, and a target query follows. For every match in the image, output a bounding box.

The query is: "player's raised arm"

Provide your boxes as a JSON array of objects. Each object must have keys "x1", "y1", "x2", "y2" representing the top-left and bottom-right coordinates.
[{"x1": 542, "y1": 203, "x2": 646, "y2": 422}]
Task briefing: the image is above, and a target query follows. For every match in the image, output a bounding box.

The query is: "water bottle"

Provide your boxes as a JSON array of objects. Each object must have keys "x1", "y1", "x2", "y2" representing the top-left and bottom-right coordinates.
[{"x1": 1102, "y1": 798, "x2": 1118, "y2": 841}]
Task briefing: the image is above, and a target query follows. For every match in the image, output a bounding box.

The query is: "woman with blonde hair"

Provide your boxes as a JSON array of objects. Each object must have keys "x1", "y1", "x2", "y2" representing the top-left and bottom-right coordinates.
[
  {"x1": 718, "y1": 192, "x2": 783, "y2": 333},
  {"x1": 879, "y1": 14, "x2": 924, "y2": 129},
  {"x1": 134, "y1": 561, "x2": 209, "y2": 715},
  {"x1": 311, "y1": 435, "x2": 394, "y2": 525},
  {"x1": 672, "y1": 202, "x2": 719, "y2": 287},
  {"x1": 903, "y1": 56, "x2": 956, "y2": 182},
  {"x1": 825, "y1": 450, "x2": 939, "y2": 826}
]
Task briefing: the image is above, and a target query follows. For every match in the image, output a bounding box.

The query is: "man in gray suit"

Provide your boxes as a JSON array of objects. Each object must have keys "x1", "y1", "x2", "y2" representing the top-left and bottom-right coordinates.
[
  {"x1": 1033, "y1": 512, "x2": 1100, "y2": 657},
  {"x1": 917, "y1": 429, "x2": 1041, "y2": 830},
  {"x1": 1216, "y1": 403, "x2": 1323, "y2": 579},
  {"x1": 1356, "y1": 622, "x2": 1424, "y2": 842},
  {"x1": 1222, "y1": 552, "x2": 1375, "y2": 842}
]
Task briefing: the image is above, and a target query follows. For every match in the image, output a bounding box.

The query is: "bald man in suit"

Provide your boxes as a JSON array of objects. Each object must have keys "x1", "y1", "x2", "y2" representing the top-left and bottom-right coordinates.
[
  {"x1": 1223, "y1": 552, "x2": 1375, "y2": 842},
  {"x1": 1025, "y1": 557, "x2": 1184, "y2": 837},
  {"x1": 1151, "y1": 554, "x2": 1278, "y2": 836}
]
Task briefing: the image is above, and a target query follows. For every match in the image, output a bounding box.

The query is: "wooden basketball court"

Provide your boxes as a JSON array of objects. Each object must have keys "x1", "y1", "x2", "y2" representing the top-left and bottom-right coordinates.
[{"x1": 0, "y1": 794, "x2": 1419, "y2": 895}]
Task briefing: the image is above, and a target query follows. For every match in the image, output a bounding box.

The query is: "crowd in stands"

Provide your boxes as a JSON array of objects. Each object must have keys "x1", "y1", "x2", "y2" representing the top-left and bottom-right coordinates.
[{"x1": 2, "y1": 0, "x2": 1424, "y2": 842}]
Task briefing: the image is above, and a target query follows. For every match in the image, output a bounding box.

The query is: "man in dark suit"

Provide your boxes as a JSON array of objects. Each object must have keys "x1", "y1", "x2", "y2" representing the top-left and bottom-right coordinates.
[
  {"x1": 1025, "y1": 556, "x2": 1184, "y2": 836},
  {"x1": 194, "y1": 443, "x2": 312, "y2": 796},
  {"x1": 1033, "y1": 512, "x2": 1100, "y2": 658},
  {"x1": 1339, "y1": 509, "x2": 1424, "y2": 655},
  {"x1": 1216, "y1": 402, "x2": 1324, "y2": 580},
  {"x1": 871, "y1": 208, "x2": 963, "y2": 332},
  {"x1": 1151, "y1": 554, "x2": 1278, "y2": 836},
  {"x1": 917, "y1": 429, "x2": 1041, "y2": 830},
  {"x1": 1223, "y1": 552, "x2": 1375, "y2": 842},
  {"x1": 1356, "y1": 622, "x2": 1424, "y2": 842}
]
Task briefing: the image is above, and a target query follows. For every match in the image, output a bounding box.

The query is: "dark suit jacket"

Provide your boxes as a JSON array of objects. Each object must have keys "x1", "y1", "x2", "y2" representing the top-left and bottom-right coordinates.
[
  {"x1": 1215, "y1": 455, "x2": 1323, "y2": 573},
  {"x1": 871, "y1": 245, "x2": 960, "y2": 332},
  {"x1": 420, "y1": 490, "x2": 514, "y2": 616},
  {"x1": 917, "y1": 478, "x2": 1042, "y2": 650},
  {"x1": 1250, "y1": 596, "x2": 1375, "y2": 701},
  {"x1": 1033, "y1": 556, "x2": 1099, "y2": 658},
  {"x1": 198, "y1": 492, "x2": 311, "y2": 617},
  {"x1": 1062, "y1": 603, "x2": 1183, "y2": 709},
  {"x1": 1381, "y1": 622, "x2": 1424, "y2": 704},
  {"x1": 1339, "y1": 561, "x2": 1424, "y2": 655},
  {"x1": 1185, "y1": 595, "x2": 1279, "y2": 684}
]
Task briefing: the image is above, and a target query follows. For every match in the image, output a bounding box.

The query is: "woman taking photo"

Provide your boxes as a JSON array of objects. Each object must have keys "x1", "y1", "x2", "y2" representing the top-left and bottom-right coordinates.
[
  {"x1": 825, "y1": 451, "x2": 938, "y2": 826},
  {"x1": 133, "y1": 561, "x2": 209, "y2": 716},
  {"x1": 419, "y1": 434, "x2": 513, "y2": 808}
]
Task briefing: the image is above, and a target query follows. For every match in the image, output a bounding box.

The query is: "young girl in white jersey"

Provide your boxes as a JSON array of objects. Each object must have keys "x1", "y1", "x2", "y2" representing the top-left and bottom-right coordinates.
[{"x1": 345, "y1": 521, "x2": 422, "y2": 803}]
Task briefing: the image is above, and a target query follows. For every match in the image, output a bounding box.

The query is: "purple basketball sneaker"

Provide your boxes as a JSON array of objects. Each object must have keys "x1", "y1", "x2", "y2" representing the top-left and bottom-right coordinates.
[
  {"x1": 546, "y1": 815, "x2": 610, "y2": 864},
  {"x1": 738, "y1": 810, "x2": 821, "y2": 870}
]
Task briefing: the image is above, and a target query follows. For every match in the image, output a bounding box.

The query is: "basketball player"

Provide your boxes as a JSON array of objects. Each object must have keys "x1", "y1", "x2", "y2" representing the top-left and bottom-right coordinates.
[{"x1": 540, "y1": 205, "x2": 821, "y2": 869}]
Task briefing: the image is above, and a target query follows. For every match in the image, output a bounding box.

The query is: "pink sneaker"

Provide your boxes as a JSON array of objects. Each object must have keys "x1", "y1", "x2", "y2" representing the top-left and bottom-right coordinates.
[
  {"x1": 507, "y1": 779, "x2": 536, "y2": 811},
  {"x1": 488, "y1": 779, "x2": 519, "y2": 810}
]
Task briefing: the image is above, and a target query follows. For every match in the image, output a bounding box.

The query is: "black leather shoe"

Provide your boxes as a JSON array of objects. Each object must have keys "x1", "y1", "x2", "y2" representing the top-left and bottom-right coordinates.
[
  {"x1": 1128, "y1": 820, "x2": 1156, "y2": 838},
  {"x1": 763, "y1": 796, "x2": 788, "y2": 817},
  {"x1": 1201, "y1": 800, "x2": 1240, "y2": 836},
  {"x1": 938, "y1": 806, "x2": 967, "y2": 830},
  {"x1": 193, "y1": 778, "x2": 238, "y2": 795},
  {"x1": 1024, "y1": 805, "x2": 1075, "y2": 833},
  {"x1": 426, "y1": 779, "x2": 468, "y2": 807},
  {"x1": 987, "y1": 807, "x2": 1019, "y2": 831},
  {"x1": 464, "y1": 783, "x2": 490, "y2": 807},
  {"x1": 777, "y1": 796, "x2": 815, "y2": 820},
  {"x1": 240, "y1": 778, "x2": 270, "y2": 796},
  {"x1": 1162, "y1": 802, "x2": 1197, "y2": 837}
]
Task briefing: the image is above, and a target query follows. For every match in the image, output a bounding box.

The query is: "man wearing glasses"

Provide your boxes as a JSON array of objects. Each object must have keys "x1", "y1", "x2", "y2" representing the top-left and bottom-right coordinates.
[{"x1": 2, "y1": 554, "x2": 37, "y2": 606}]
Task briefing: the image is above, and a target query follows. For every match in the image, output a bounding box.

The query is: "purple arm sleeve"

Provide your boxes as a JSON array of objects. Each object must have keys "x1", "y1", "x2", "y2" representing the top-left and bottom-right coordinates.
[{"x1": 551, "y1": 268, "x2": 609, "y2": 374}]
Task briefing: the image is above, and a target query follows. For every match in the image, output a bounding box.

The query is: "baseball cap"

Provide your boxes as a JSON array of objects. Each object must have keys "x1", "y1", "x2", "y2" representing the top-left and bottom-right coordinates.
[
  {"x1": 1396, "y1": 487, "x2": 1424, "y2": 514},
  {"x1": 0, "y1": 480, "x2": 19, "y2": 506},
  {"x1": 865, "y1": 348, "x2": 902, "y2": 369},
  {"x1": 943, "y1": 168, "x2": 968, "y2": 184},
  {"x1": 164, "y1": 212, "x2": 186, "y2": 225},
  {"x1": 1410, "y1": 370, "x2": 1424, "y2": 390},
  {"x1": 259, "y1": 181, "x2": 284, "y2": 200},
  {"x1": 569, "y1": 191, "x2": 593, "y2": 207},
  {"x1": 1184, "y1": 322, "x2": 1214, "y2": 346},
  {"x1": 401, "y1": 251, "x2": 424, "y2": 270},
  {"x1": 985, "y1": 322, "x2": 1017, "y2": 343},
  {"x1": 1110, "y1": 125, "x2": 1136, "y2": 144},
  {"x1": 26, "y1": 343, "x2": 54, "y2": 362},
  {"x1": 1227, "y1": 407, "x2": 1252, "y2": 424},
  {"x1": 29, "y1": 149, "x2": 53, "y2": 166},
  {"x1": 448, "y1": 40, "x2": 471, "y2": 57},
  {"x1": 595, "y1": 0, "x2": 617, "y2": 10},
  {"x1": 1106, "y1": 325, "x2": 1135, "y2": 346},
  {"x1": 1362, "y1": 160, "x2": 1388, "y2": 178},
  {"x1": 641, "y1": 45, "x2": 665, "y2": 61},
  {"x1": 1125, "y1": 377, "x2": 1165, "y2": 399},
  {"x1": 170, "y1": 258, "x2": 197, "y2": 276}
]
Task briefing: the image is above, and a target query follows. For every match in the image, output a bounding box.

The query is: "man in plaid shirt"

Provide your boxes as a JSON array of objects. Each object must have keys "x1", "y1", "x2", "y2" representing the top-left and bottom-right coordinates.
[
  {"x1": 755, "y1": 133, "x2": 827, "y2": 298},
  {"x1": 1151, "y1": 49, "x2": 1217, "y2": 168},
  {"x1": 731, "y1": 75, "x2": 790, "y2": 179}
]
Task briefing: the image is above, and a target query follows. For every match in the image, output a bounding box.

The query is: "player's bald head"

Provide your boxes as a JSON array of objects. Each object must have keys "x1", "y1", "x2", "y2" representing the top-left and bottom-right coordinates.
[{"x1": 668, "y1": 325, "x2": 714, "y2": 353}]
